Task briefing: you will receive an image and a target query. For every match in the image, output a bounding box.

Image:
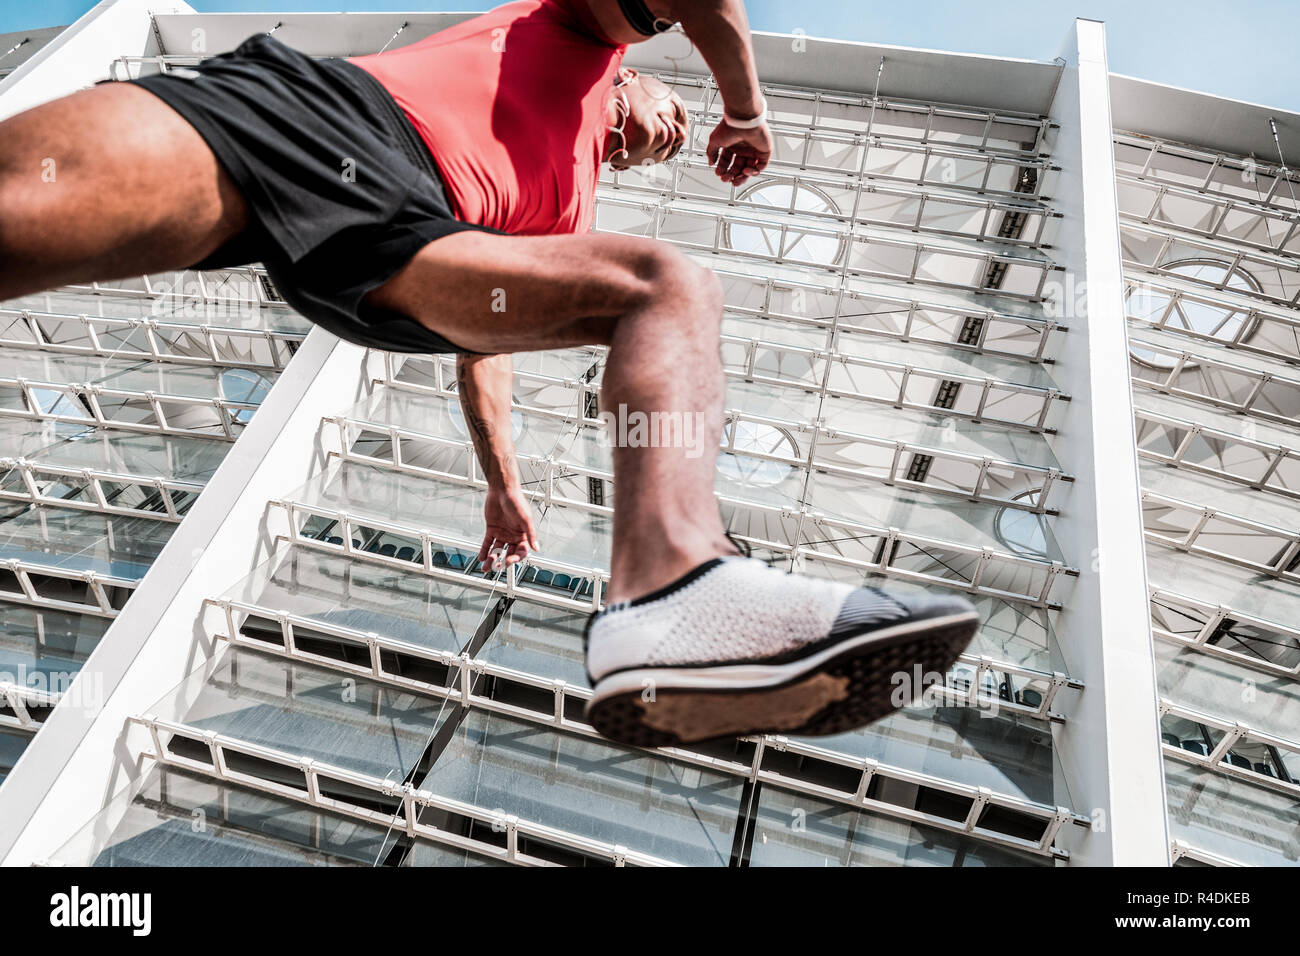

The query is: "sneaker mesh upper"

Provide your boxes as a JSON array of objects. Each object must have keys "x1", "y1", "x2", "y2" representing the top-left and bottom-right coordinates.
[{"x1": 587, "y1": 557, "x2": 874, "y2": 674}]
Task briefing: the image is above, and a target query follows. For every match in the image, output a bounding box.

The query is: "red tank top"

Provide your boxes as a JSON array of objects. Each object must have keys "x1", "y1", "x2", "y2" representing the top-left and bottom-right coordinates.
[{"x1": 350, "y1": 0, "x2": 627, "y2": 236}]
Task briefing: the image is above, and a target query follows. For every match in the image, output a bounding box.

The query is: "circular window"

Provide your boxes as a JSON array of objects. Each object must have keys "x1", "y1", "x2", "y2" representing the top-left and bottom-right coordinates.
[
  {"x1": 221, "y1": 369, "x2": 274, "y2": 423},
  {"x1": 1128, "y1": 259, "x2": 1261, "y2": 370},
  {"x1": 716, "y1": 419, "x2": 798, "y2": 488},
  {"x1": 725, "y1": 179, "x2": 845, "y2": 266},
  {"x1": 994, "y1": 490, "x2": 1049, "y2": 559}
]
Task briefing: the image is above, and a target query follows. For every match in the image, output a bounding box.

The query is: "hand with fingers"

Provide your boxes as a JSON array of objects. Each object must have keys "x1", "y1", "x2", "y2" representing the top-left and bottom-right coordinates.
[
  {"x1": 477, "y1": 483, "x2": 540, "y2": 573},
  {"x1": 707, "y1": 117, "x2": 772, "y2": 188}
]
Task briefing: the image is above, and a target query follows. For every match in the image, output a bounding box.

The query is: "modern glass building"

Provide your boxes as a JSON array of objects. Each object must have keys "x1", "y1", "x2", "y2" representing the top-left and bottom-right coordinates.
[
  {"x1": 0, "y1": 271, "x2": 302, "y2": 778},
  {"x1": 1111, "y1": 81, "x2": 1300, "y2": 866},
  {"x1": 0, "y1": 0, "x2": 1292, "y2": 867}
]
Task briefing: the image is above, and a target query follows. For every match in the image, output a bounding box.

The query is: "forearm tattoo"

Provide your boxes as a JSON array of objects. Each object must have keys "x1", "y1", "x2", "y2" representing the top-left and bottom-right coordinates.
[{"x1": 457, "y1": 357, "x2": 508, "y2": 485}]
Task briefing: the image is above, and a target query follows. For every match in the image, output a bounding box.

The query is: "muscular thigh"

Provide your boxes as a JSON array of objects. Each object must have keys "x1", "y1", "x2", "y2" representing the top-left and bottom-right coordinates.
[
  {"x1": 364, "y1": 230, "x2": 680, "y2": 354},
  {"x1": 0, "y1": 82, "x2": 249, "y2": 298}
]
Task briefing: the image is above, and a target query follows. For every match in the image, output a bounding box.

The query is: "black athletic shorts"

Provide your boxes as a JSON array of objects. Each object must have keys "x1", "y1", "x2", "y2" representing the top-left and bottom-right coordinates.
[{"x1": 126, "y1": 33, "x2": 499, "y2": 354}]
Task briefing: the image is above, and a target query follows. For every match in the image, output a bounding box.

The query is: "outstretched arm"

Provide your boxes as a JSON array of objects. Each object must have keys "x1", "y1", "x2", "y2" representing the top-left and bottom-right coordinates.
[
  {"x1": 665, "y1": 0, "x2": 762, "y2": 120},
  {"x1": 456, "y1": 353, "x2": 539, "y2": 572},
  {"x1": 664, "y1": 0, "x2": 772, "y2": 186}
]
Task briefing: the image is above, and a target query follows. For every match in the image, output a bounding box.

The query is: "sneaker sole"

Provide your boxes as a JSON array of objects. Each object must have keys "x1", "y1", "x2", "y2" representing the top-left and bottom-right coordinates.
[{"x1": 585, "y1": 611, "x2": 979, "y2": 748}]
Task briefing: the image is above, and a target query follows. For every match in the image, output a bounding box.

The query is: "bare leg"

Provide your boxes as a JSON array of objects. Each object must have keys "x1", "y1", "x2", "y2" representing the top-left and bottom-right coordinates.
[
  {"x1": 601, "y1": 263, "x2": 731, "y2": 600},
  {"x1": 364, "y1": 230, "x2": 735, "y2": 602},
  {"x1": 0, "y1": 80, "x2": 980, "y2": 748},
  {"x1": 0, "y1": 83, "x2": 250, "y2": 300},
  {"x1": 369, "y1": 231, "x2": 981, "y2": 747},
  {"x1": 1, "y1": 83, "x2": 732, "y2": 604}
]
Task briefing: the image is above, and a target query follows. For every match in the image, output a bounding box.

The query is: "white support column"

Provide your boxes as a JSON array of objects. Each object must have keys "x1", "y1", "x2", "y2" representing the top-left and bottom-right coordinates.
[
  {"x1": 0, "y1": 0, "x2": 194, "y2": 121},
  {"x1": 0, "y1": 328, "x2": 370, "y2": 865},
  {"x1": 1042, "y1": 19, "x2": 1169, "y2": 865}
]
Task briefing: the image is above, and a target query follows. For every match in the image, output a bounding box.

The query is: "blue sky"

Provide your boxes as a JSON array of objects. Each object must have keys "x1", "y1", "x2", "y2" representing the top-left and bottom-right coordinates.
[{"x1": 3, "y1": 0, "x2": 1297, "y2": 111}]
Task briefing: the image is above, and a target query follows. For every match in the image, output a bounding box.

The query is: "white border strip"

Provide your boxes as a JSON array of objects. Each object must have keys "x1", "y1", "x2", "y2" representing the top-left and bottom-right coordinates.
[{"x1": 1038, "y1": 20, "x2": 1169, "y2": 865}]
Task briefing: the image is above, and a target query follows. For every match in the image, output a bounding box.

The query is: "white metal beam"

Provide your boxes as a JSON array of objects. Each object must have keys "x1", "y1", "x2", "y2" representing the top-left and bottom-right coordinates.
[
  {"x1": 0, "y1": 0, "x2": 195, "y2": 121},
  {"x1": 1039, "y1": 20, "x2": 1170, "y2": 865}
]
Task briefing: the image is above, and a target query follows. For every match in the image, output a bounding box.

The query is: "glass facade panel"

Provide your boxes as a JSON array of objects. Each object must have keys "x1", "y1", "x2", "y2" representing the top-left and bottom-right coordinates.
[
  {"x1": 220, "y1": 547, "x2": 491, "y2": 654},
  {"x1": 0, "y1": 420, "x2": 228, "y2": 481},
  {"x1": 0, "y1": 507, "x2": 174, "y2": 579},
  {"x1": 0, "y1": 602, "x2": 109, "y2": 676},
  {"x1": 419, "y1": 710, "x2": 744, "y2": 867},
  {"x1": 151, "y1": 647, "x2": 453, "y2": 782},
  {"x1": 63, "y1": 767, "x2": 392, "y2": 867},
  {"x1": 1164, "y1": 759, "x2": 1299, "y2": 865},
  {"x1": 477, "y1": 597, "x2": 589, "y2": 688},
  {"x1": 287, "y1": 460, "x2": 486, "y2": 543},
  {"x1": 1147, "y1": 547, "x2": 1300, "y2": 630},
  {"x1": 0, "y1": 729, "x2": 28, "y2": 787},
  {"x1": 747, "y1": 786, "x2": 1049, "y2": 867},
  {"x1": 1155, "y1": 641, "x2": 1300, "y2": 743},
  {"x1": 795, "y1": 705, "x2": 1055, "y2": 804}
]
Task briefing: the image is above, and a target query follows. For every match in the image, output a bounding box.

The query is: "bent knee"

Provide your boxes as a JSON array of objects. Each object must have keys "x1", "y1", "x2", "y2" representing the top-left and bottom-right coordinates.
[
  {"x1": 649, "y1": 251, "x2": 723, "y2": 331},
  {"x1": 611, "y1": 238, "x2": 722, "y2": 318}
]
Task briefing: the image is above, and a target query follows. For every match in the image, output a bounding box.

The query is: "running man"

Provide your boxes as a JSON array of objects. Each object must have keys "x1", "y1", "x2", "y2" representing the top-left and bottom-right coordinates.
[{"x1": 0, "y1": 0, "x2": 980, "y2": 747}]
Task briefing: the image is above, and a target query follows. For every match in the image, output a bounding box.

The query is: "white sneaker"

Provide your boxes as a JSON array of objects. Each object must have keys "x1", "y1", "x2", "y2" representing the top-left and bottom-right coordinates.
[{"x1": 584, "y1": 556, "x2": 979, "y2": 747}]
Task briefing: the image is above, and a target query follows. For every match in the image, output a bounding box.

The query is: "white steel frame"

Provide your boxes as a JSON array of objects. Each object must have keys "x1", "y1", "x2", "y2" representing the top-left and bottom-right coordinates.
[
  {"x1": 1149, "y1": 586, "x2": 1300, "y2": 679},
  {"x1": 1122, "y1": 221, "x2": 1300, "y2": 310},
  {"x1": 1158, "y1": 698, "x2": 1300, "y2": 798},
  {"x1": 1, "y1": 682, "x2": 60, "y2": 733},
  {"x1": 0, "y1": 373, "x2": 256, "y2": 440},
  {"x1": 1, "y1": 559, "x2": 134, "y2": 617},
  {"x1": 129, "y1": 715, "x2": 674, "y2": 867},
  {"x1": 1129, "y1": 341, "x2": 1300, "y2": 426},
  {"x1": 334, "y1": 407, "x2": 1071, "y2": 514},
  {"x1": 0, "y1": 457, "x2": 202, "y2": 522},
  {"x1": 1134, "y1": 406, "x2": 1299, "y2": 499},
  {"x1": 1142, "y1": 489, "x2": 1300, "y2": 579},
  {"x1": 0, "y1": 308, "x2": 302, "y2": 371},
  {"x1": 715, "y1": 268, "x2": 1065, "y2": 364},
  {"x1": 1114, "y1": 131, "x2": 1300, "y2": 215}
]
